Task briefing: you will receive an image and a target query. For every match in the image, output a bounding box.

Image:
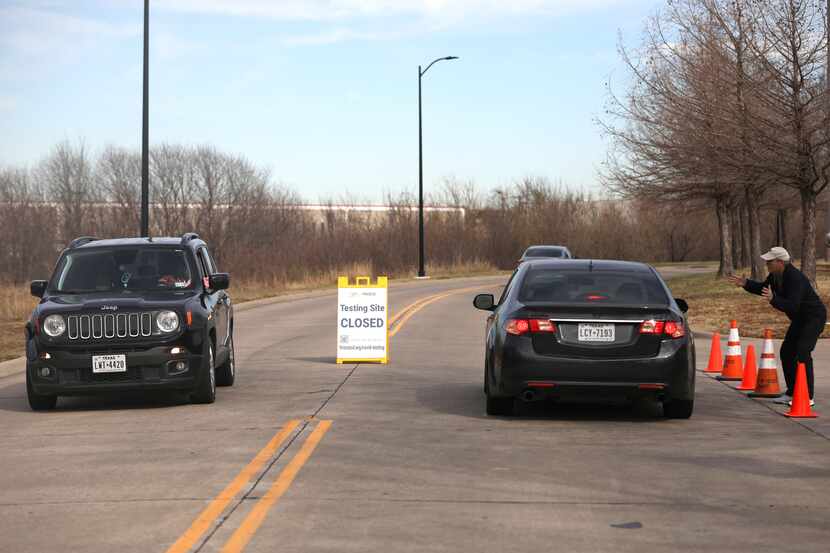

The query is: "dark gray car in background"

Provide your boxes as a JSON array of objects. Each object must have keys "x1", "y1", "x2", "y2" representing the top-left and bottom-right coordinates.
[{"x1": 518, "y1": 245, "x2": 573, "y2": 263}]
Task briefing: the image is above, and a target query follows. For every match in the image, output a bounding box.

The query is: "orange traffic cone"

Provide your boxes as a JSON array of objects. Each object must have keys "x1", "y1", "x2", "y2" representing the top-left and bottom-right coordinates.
[
  {"x1": 749, "y1": 329, "x2": 782, "y2": 398},
  {"x1": 718, "y1": 320, "x2": 743, "y2": 381},
  {"x1": 784, "y1": 362, "x2": 817, "y2": 418},
  {"x1": 704, "y1": 333, "x2": 723, "y2": 373},
  {"x1": 736, "y1": 344, "x2": 758, "y2": 391}
]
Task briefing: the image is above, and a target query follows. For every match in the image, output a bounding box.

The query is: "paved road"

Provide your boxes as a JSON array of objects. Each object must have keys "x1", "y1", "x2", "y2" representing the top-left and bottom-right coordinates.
[{"x1": 0, "y1": 273, "x2": 828, "y2": 552}]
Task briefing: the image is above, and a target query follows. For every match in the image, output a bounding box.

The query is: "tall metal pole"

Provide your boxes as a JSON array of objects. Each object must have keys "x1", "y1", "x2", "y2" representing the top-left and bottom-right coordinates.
[
  {"x1": 416, "y1": 56, "x2": 458, "y2": 278},
  {"x1": 418, "y1": 66, "x2": 425, "y2": 278},
  {"x1": 140, "y1": 0, "x2": 150, "y2": 237}
]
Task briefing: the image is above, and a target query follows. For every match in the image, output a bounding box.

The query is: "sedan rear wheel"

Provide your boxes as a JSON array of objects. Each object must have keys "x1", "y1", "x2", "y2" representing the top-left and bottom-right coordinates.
[
  {"x1": 486, "y1": 393, "x2": 514, "y2": 416},
  {"x1": 663, "y1": 398, "x2": 693, "y2": 419}
]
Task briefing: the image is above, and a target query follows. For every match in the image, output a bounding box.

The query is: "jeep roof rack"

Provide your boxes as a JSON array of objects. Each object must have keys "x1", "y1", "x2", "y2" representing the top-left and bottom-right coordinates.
[
  {"x1": 180, "y1": 232, "x2": 200, "y2": 245},
  {"x1": 68, "y1": 236, "x2": 98, "y2": 249}
]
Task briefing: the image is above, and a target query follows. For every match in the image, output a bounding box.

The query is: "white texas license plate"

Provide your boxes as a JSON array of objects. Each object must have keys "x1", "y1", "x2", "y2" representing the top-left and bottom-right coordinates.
[
  {"x1": 577, "y1": 323, "x2": 615, "y2": 343},
  {"x1": 92, "y1": 354, "x2": 127, "y2": 373}
]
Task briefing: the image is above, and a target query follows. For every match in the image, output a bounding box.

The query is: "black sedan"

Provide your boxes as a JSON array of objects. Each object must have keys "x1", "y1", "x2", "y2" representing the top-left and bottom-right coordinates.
[{"x1": 474, "y1": 259, "x2": 694, "y2": 418}]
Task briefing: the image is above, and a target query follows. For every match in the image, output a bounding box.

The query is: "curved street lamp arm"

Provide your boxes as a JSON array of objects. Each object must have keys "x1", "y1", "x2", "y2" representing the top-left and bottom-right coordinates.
[{"x1": 420, "y1": 56, "x2": 459, "y2": 77}]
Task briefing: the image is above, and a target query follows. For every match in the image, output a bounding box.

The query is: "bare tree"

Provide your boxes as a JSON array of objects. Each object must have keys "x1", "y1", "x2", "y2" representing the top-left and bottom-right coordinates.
[{"x1": 38, "y1": 140, "x2": 97, "y2": 242}]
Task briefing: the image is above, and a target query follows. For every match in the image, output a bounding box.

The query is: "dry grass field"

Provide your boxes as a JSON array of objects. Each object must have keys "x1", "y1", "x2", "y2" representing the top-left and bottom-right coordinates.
[
  {"x1": 0, "y1": 260, "x2": 502, "y2": 363},
  {"x1": 667, "y1": 267, "x2": 830, "y2": 339},
  {"x1": 6, "y1": 261, "x2": 827, "y2": 363}
]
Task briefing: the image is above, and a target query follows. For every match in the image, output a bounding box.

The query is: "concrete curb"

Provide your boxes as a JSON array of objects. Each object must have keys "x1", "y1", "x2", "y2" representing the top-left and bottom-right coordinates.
[{"x1": 0, "y1": 274, "x2": 509, "y2": 379}]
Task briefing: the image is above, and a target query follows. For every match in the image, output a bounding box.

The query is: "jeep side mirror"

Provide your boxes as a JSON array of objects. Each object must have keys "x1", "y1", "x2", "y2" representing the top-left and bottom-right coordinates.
[
  {"x1": 473, "y1": 294, "x2": 495, "y2": 311},
  {"x1": 208, "y1": 273, "x2": 230, "y2": 291},
  {"x1": 675, "y1": 298, "x2": 689, "y2": 313},
  {"x1": 30, "y1": 280, "x2": 47, "y2": 298}
]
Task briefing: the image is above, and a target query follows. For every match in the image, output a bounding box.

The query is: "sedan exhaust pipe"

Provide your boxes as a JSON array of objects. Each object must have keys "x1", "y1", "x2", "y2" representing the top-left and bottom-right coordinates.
[{"x1": 521, "y1": 389, "x2": 536, "y2": 402}]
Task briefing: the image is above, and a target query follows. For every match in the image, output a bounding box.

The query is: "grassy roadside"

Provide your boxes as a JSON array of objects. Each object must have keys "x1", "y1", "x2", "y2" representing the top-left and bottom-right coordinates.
[
  {"x1": 0, "y1": 260, "x2": 504, "y2": 363},
  {"x1": 667, "y1": 269, "x2": 830, "y2": 339}
]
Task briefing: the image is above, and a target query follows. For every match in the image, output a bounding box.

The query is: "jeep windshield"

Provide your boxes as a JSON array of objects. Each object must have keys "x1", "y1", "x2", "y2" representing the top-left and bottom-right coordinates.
[{"x1": 50, "y1": 247, "x2": 196, "y2": 293}]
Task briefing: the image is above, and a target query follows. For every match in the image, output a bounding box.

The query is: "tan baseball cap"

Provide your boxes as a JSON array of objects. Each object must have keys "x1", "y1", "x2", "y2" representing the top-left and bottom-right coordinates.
[{"x1": 761, "y1": 246, "x2": 790, "y2": 262}]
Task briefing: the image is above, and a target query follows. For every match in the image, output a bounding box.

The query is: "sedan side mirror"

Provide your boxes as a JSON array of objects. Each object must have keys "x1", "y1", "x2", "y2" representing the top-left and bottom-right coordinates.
[
  {"x1": 473, "y1": 294, "x2": 495, "y2": 311},
  {"x1": 30, "y1": 280, "x2": 47, "y2": 298},
  {"x1": 675, "y1": 298, "x2": 689, "y2": 313},
  {"x1": 208, "y1": 273, "x2": 230, "y2": 291}
]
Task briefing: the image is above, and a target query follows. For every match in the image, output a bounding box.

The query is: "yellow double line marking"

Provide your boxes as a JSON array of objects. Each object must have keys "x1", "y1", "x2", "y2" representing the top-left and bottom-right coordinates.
[
  {"x1": 166, "y1": 419, "x2": 332, "y2": 553},
  {"x1": 388, "y1": 285, "x2": 484, "y2": 338},
  {"x1": 167, "y1": 285, "x2": 486, "y2": 551}
]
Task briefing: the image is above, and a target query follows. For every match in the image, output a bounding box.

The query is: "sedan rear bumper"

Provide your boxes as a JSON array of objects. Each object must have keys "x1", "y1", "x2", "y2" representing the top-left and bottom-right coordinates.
[{"x1": 494, "y1": 335, "x2": 693, "y2": 400}]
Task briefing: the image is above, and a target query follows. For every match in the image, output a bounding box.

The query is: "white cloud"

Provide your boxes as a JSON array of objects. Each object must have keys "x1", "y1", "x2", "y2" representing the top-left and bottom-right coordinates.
[
  {"x1": 153, "y1": 0, "x2": 635, "y2": 46},
  {"x1": 153, "y1": 31, "x2": 205, "y2": 60},
  {"x1": 0, "y1": 6, "x2": 137, "y2": 58},
  {"x1": 281, "y1": 27, "x2": 412, "y2": 46},
  {"x1": 153, "y1": 0, "x2": 628, "y2": 22},
  {"x1": 0, "y1": 96, "x2": 17, "y2": 112}
]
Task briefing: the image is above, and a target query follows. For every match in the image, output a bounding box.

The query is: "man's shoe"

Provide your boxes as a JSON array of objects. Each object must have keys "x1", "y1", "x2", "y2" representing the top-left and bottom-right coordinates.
[
  {"x1": 787, "y1": 399, "x2": 816, "y2": 407},
  {"x1": 773, "y1": 395, "x2": 793, "y2": 405}
]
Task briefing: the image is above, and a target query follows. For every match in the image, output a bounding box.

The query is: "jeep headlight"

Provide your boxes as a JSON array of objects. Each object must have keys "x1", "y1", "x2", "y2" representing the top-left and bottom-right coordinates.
[
  {"x1": 156, "y1": 311, "x2": 179, "y2": 333},
  {"x1": 43, "y1": 314, "x2": 66, "y2": 337}
]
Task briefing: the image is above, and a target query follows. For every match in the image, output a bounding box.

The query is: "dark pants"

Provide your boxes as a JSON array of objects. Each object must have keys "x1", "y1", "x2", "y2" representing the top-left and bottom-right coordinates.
[{"x1": 780, "y1": 315, "x2": 826, "y2": 399}]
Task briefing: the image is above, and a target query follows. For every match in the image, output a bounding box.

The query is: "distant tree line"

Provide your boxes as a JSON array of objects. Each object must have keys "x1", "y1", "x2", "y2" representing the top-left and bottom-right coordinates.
[
  {"x1": 1, "y1": 140, "x2": 725, "y2": 285},
  {"x1": 601, "y1": 0, "x2": 830, "y2": 283}
]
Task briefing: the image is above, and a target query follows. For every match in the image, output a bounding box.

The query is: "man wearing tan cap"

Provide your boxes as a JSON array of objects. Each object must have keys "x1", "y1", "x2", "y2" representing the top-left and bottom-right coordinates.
[{"x1": 728, "y1": 247, "x2": 825, "y2": 406}]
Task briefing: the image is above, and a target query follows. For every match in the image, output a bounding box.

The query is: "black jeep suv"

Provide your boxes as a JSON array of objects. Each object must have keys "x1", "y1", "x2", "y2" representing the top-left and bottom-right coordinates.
[{"x1": 25, "y1": 233, "x2": 234, "y2": 410}]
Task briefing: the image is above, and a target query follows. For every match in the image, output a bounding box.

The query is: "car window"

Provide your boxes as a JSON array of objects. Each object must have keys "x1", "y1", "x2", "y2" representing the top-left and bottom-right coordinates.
[
  {"x1": 51, "y1": 247, "x2": 195, "y2": 293},
  {"x1": 518, "y1": 269, "x2": 669, "y2": 305},
  {"x1": 196, "y1": 248, "x2": 211, "y2": 277},
  {"x1": 524, "y1": 246, "x2": 565, "y2": 258},
  {"x1": 497, "y1": 270, "x2": 518, "y2": 306},
  {"x1": 203, "y1": 248, "x2": 218, "y2": 273}
]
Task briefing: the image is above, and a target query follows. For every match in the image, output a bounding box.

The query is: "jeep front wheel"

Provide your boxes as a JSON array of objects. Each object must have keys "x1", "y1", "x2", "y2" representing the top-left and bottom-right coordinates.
[
  {"x1": 191, "y1": 343, "x2": 216, "y2": 404},
  {"x1": 216, "y1": 335, "x2": 235, "y2": 387},
  {"x1": 27, "y1": 371, "x2": 57, "y2": 411}
]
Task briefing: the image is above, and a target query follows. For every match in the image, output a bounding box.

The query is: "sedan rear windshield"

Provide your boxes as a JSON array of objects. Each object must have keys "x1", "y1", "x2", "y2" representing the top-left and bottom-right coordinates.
[
  {"x1": 518, "y1": 269, "x2": 669, "y2": 305},
  {"x1": 51, "y1": 247, "x2": 196, "y2": 293},
  {"x1": 524, "y1": 247, "x2": 566, "y2": 258}
]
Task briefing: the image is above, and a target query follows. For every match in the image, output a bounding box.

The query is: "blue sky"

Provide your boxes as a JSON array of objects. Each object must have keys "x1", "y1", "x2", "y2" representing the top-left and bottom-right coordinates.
[{"x1": 0, "y1": 0, "x2": 659, "y2": 201}]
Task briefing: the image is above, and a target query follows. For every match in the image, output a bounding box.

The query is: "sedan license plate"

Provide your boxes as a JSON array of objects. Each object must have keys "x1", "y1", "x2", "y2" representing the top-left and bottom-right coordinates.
[
  {"x1": 577, "y1": 323, "x2": 615, "y2": 343},
  {"x1": 92, "y1": 354, "x2": 127, "y2": 373}
]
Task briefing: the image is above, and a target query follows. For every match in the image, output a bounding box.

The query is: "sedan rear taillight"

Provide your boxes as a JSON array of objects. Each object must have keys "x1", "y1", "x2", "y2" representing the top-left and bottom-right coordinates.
[
  {"x1": 505, "y1": 319, "x2": 557, "y2": 336},
  {"x1": 664, "y1": 321, "x2": 685, "y2": 338},
  {"x1": 639, "y1": 319, "x2": 685, "y2": 338}
]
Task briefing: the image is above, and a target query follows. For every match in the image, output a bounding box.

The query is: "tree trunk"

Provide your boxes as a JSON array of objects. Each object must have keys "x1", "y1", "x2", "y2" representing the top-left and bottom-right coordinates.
[
  {"x1": 740, "y1": 202, "x2": 751, "y2": 269},
  {"x1": 731, "y1": 204, "x2": 742, "y2": 269},
  {"x1": 745, "y1": 188, "x2": 764, "y2": 280},
  {"x1": 800, "y1": 190, "x2": 817, "y2": 286},
  {"x1": 716, "y1": 198, "x2": 734, "y2": 276},
  {"x1": 825, "y1": 200, "x2": 830, "y2": 260}
]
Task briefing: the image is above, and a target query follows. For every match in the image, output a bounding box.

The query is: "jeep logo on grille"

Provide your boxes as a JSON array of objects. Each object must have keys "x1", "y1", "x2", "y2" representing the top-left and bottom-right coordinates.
[{"x1": 101, "y1": 305, "x2": 118, "y2": 311}]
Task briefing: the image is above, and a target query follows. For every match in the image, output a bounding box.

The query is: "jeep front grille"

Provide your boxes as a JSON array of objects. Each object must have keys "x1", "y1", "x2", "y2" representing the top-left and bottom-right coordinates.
[{"x1": 67, "y1": 313, "x2": 154, "y2": 341}]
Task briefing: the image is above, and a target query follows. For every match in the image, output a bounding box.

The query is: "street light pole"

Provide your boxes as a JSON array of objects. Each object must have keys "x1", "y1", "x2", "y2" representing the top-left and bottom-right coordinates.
[
  {"x1": 417, "y1": 56, "x2": 458, "y2": 278},
  {"x1": 418, "y1": 65, "x2": 425, "y2": 277},
  {"x1": 140, "y1": 0, "x2": 149, "y2": 237}
]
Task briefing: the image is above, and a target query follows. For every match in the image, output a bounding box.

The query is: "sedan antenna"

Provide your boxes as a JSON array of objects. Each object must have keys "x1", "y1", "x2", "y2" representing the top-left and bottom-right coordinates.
[{"x1": 589, "y1": 259, "x2": 593, "y2": 272}]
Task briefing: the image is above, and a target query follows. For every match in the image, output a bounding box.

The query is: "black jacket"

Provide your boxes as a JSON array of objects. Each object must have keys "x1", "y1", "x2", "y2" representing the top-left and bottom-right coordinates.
[{"x1": 744, "y1": 263, "x2": 826, "y2": 321}]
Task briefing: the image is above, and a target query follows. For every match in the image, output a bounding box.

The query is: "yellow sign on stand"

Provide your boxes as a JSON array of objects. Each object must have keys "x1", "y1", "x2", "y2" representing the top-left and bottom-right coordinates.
[{"x1": 336, "y1": 276, "x2": 388, "y2": 364}]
